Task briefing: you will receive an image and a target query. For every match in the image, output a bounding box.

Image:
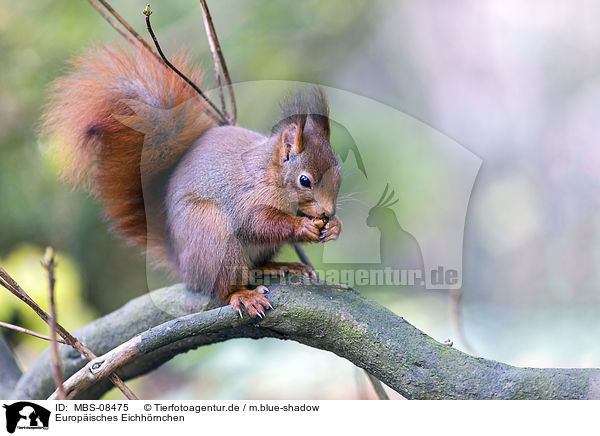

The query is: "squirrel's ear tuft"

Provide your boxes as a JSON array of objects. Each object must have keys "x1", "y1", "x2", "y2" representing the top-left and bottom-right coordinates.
[
  {"x1": 304, "y1": 114, "x2": 330, "y2": 142},
  {"x1": 275, "y1": 86, "x2": 331, "y2": 162},
  {"x1": 280, "y1": 118, "x2": 304, "y2": 162}
]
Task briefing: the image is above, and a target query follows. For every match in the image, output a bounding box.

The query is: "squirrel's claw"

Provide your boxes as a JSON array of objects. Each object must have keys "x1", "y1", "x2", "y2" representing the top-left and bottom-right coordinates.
[
  {"x1": 228, "y1": 286, "x2": 272, "y2": 318},
  {"x1": 295, "y1": 217, "x2": 322, "y2": 242},
  {"x1": 255, "y1": 285, "x2": 269, "y2": 294},
  {"x1": 320, "y1": 216, "x2": 342, "y2": 242}
]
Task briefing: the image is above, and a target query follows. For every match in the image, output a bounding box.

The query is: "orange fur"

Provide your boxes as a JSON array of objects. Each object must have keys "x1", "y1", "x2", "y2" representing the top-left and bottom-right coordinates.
[{"x1": 42, "y1": 44, "x2": 216, "y2": 246}]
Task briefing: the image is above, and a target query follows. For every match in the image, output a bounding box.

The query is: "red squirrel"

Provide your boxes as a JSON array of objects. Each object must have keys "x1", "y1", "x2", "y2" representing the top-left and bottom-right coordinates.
[{"x1": 42, "y1": 44, "x2": 342, "y2": 317}]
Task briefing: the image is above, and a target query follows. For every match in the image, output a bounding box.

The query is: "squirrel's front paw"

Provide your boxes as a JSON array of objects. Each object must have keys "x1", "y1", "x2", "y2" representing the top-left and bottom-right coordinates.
[
  {"x1": 228, "y1": 286, "x2": 272, "y2": 318},
  {"x1": 320, "y1": 215, "x2": 342, "y2": 242},
  {"x1": 294, "y1": 217, "x2": 324, "y2": 242}
]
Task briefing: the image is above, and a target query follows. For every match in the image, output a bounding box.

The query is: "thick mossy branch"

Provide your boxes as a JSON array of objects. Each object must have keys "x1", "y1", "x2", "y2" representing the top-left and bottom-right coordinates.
[{"x1": 10, "y1": 282, "x2": 600, "y2": 400}]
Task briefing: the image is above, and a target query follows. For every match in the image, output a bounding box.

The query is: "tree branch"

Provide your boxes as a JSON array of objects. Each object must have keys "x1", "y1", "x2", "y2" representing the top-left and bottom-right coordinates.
[
  {"x1": 294, "y1": 244, "x2": 388, "y2": 399},
  {"x1": 10, "y1": 281, "x2": 600, "y2": 400},
  {"x1": 0, "y1": 322, "x2": 67, "y2": 344}
]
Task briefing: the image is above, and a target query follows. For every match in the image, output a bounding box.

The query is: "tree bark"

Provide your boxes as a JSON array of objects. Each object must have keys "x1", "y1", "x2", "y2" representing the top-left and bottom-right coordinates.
[{"x1": 9, "y1": 282, "x2": 600, "y2": 400}]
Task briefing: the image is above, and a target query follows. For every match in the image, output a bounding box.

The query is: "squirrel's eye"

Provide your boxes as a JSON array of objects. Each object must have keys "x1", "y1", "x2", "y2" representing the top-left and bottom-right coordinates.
[{"x1": 299, "y1": 175, "x2": 312, "y2": 189}]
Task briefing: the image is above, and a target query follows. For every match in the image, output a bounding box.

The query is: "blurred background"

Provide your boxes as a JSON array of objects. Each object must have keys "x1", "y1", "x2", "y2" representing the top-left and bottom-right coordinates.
[{"x1": 1, "y1": 0, "x2": 600, "y2": 399}]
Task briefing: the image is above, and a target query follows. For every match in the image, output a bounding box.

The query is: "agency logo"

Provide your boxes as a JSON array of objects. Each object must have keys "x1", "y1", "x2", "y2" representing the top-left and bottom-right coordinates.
[{"x1": 2, "y1": 402, "x2": 50, "y2": 434}]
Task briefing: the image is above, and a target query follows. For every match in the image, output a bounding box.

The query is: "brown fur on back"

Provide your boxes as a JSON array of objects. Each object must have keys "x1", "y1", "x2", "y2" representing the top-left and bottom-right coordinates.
[{"x1": 42, "y1": 44, "x2": 216, "y2": 246}]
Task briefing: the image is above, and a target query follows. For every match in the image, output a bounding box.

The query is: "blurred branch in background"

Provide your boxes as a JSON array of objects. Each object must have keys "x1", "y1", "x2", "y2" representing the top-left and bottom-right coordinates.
[
  {"x1": 11, "y1": 282, "x2": 600, "y2": 400},
  {"x1": 40, "y1": 247, "x2": 65, "y2": 400},
  {"x1": 198, "y1": 0, "x2": 237, "y2": 124},
  {"x1": 449, "y1": 289, "x2": 477, "y2": 356},
  {"x1": 0, "y1": 334, "x2": 21, "y2": 398},
  {"x1": 87, "y1": 0, "x2": 158, "y2": 59},
  {"x1": 364, "y1": 372, "x2": 389, "y2": 400}
]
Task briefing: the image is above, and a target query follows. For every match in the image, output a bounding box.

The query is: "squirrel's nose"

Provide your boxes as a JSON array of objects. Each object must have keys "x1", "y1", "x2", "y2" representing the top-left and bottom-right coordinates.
[{"x1": 321, "y1": 205, "x2": 335, "y2": 219}]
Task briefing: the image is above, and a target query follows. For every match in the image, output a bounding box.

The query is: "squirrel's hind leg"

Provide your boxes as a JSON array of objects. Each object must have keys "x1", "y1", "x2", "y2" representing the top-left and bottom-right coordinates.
[{"x1": 167, "y1": 195, "x2": 274, "y2": 318}]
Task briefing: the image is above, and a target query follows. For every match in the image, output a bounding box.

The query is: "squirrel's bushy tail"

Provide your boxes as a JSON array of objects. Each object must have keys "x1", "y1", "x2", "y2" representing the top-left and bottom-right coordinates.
[{"x1": 43, "y1": 44, "x2": 216, "y2": 246}]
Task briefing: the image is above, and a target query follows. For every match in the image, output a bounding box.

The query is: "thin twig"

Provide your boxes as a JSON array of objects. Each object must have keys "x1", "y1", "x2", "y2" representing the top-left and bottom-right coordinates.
[
  {"x1": 198, "y1": 0, "x2": 237, "y2": 124},
  {"x1": 88, "y1": 0, "x2": 159, "y2": 60},
  {"x1": 88, "y1": 0, "x2": 141, "y2": 51},
  {"x1": 0, "y1": 322, "x2": 67, "y2": 344},
  {"x1": 41, "y1": 247, "x2": 66, "y2": 400},
  {"x1": 200, "y1": 0, "x2": 237, "y2": 125},
  {"x1": 0, "y1": 265, "x2": 138, "y2": 400},
  {"x1": 144, "y1": 5, "x2": 228, "y2": 125},
  {"x1": 199, "y1": 4, "x2": 226, "y2": 120},
  {"x1": 87, "y1": 2, "x2": 227, "y2": 125}
]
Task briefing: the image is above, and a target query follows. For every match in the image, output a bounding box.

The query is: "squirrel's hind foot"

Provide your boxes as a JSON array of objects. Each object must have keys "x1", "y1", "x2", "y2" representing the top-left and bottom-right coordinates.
[{"x1": 228, "y1": 285, "x2": 272, "y2": 318}]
